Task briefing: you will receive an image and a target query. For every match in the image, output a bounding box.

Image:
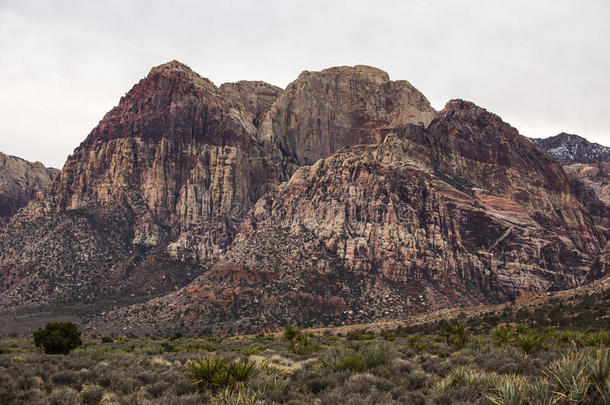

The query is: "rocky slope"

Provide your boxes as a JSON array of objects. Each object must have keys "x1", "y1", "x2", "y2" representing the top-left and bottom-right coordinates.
[
  {"x1": 89, "y1": 101, "x2": 608, "y2": 335},
  {"x1": 0, "y1": 152, "x2": 58, "y2": 228},
  {"x1": 0, "y1": 62, "x2": 436, "y2": 316},
  {"x1": 530, "y1": 133, "x2": 610, "y2": 165},
  {"x1": 564, "y1": 162, "x2": 610, "y2": 206}
]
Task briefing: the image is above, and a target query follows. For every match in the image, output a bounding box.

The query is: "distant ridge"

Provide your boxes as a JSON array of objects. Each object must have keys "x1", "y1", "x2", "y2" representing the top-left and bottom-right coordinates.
[{"x1": 530, "y1": 132, "x2": 610, "y2": 165}]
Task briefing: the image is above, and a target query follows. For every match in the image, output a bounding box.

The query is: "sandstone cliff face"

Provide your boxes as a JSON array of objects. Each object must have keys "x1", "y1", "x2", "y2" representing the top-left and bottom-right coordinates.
[
  {"x1": 564, "y1": 162, "x2": 610, "y2": 207},
  {"x1": 1, "y1": 61, "x2": 280, "y2": 309},
  {"x1": 257, "y1": 65, "x2": 436, "y2": 178},
  {"x1": 91, "y1": 101, "x2": 608, "y2": 334},
  {"x1": 0, "y1": 152, "x2": 58, "y2": 228},
  {"x1": 1, "y1": 62, "x2": 438, "y2": 314}
]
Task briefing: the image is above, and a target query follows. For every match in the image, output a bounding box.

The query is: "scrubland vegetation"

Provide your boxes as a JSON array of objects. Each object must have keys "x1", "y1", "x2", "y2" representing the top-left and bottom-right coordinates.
[{"x1": 0, "y1": 288, "x2": 608, "y2": 404}]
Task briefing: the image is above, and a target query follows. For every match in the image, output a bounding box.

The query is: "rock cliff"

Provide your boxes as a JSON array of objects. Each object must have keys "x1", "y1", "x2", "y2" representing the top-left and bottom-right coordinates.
[
  {"x1": 0, "y1": 62, "x2": 436, "y2": 316},
  {"x1": 0, "y1": 152, "x2": 58, "y2": 228},
  {"x1": 89, "y1": 101, "x2": 608, "y2": 334}
]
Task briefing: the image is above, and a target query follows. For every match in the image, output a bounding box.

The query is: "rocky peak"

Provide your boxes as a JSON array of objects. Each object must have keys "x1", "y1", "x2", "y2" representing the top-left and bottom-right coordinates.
[
  {"x1": 83, "y1": 60, "x2": 239, "y2": 146},
  {"x1": 258, "y1": 64, "x2": 436, "y2": 178},
  {"x1": 530, "y1": 132, "x2": 610, "y2": 165}
]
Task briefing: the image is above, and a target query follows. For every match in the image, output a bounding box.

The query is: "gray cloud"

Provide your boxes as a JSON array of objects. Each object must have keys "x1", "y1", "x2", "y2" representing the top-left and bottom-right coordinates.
[{"x1": 1, "y1": 0, "x2": 609, "y2": 168}]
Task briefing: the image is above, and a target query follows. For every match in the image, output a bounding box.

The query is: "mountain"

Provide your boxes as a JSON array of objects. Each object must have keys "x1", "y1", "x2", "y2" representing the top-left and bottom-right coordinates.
[
  {"x1": 530, "y1": 133, "x2": 610, "y2": 165},
  {"x1": 1, "y1": 61, "x2": 608, "y2": 335},
  {"x1": 0, "y1": 152, "x2": 58, "y2": 228},
  {"x1": 88, "y1": 101, "x2": 608, "y2": 335},
  {"x1": 0, "y1": 62, "x2": 436, "y2": 321}
]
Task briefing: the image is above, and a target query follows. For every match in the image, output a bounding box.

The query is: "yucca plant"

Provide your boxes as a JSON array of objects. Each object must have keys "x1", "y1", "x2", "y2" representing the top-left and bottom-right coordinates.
[
  {"x1": 361, "y1": 343, "x2": 393, "y2": 368},
  {"x1": 186, "y1": 358, "x2": 227, "y2": 391},
  {"x1": 431, "y1": 375, "x2": 455, "y2": 393},
  {"x1": 493, "y1": 326, "x2": 516, "y2": 349},
  {"x1": 226, "y1": 360, "x2": 258, "y2": 390},
  {"x1": 186, "y1": 358, "x2": 258, "y2": 392},
  {"x1": 439, "y1": 365, "x2": 496, "y2": 393},
  {"x1": 585, "y1": 346, "x2": 610, "y2": 403},
  {"x1": 544, "y1": 351, "x2": 590, "y2": 403},
  {"x1": 527, "y1": 377, "x2": 553, "y2": 405},
  {"x1": 211, "y1": 387, "x2": 262, "y2": 405},
  {"x1": 515, "y1": 335, "x2": 540, "y2": 357},
  {"x1": 486, "y1": 374, "x2": 527, "y2": 405}
]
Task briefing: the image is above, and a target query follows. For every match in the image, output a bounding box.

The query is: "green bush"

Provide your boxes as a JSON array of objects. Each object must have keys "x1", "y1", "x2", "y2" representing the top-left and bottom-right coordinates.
[
  {"x1": 324, "y1": 343, "x2": 392, "y2": 372},
  {"x1": 100, "y1": 336, "x2": 113, "y2": 344},
  {"x1": 33, "y1": 322, "x2": 82, "y2": 355},
  {"x1": 336, "y1": 354, "x2": 367, "y2": 372},
  {"x1": 445, "y1": 322, "x2": 469, "y2": 350},
  {"x1": 282, "y1": 326, "x2": 318, "y2": 355}
]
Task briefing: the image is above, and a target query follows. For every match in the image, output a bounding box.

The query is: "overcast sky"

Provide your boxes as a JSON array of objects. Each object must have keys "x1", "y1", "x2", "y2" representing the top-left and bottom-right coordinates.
[{"x1": 1, "y1": 0, "x2": 609, "y2": 168}]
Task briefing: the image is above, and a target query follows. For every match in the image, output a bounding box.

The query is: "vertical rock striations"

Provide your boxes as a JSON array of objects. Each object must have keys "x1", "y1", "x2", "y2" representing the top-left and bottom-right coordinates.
[{"x1": 92, "y1": 100, "x2": 608, "y2": 334}]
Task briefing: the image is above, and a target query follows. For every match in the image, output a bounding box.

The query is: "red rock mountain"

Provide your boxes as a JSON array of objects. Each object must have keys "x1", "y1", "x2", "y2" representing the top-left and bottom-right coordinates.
[{"x1": 0, "y1": 61, "x2": 607, "y2": 334}]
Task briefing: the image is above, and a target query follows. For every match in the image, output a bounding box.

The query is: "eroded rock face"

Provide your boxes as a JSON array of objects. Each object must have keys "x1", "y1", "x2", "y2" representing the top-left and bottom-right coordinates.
[
  {"x1": 0, "y1": 152, "x2": 58, "y2": 227},
  {"x1": 257, "y1": 65, "x2": 436, "y2": 178},
  {"x1": 1, "y1": 61, "x2": 282, "y2": 309},
  {"x1": 91, "y1": 101, "x2": 608, "y2": 334},
  {"x1": 565, "y1": 162, "x2": 610, "y2": 207},
  {"x1": 1, "y1": 62, "x2": 438, "y2": 314}
]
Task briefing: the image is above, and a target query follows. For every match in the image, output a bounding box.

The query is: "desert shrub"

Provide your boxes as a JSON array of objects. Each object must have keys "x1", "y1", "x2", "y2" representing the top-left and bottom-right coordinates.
[
  {"x1": 282, "y1": 326, "x2": 319, "y2": 355},
  {"x1": 160, "y1": 341, "x2": 177, "y2": 352},
  {"x1": 169, "y1": 332, "x2": 184, "y2": 341},
  {"x1": 50, "y1": 369, "x2": 82, "y2": 388},
  {"x1": 346, "y1": 329, "x2": 374, "y2": 341},
  {"x1": 324, "y1": 343, "x2": 392, "y2": 372},
  {"x1": 100, "y1": 336, "x2": 113, "y2": 344},
  {"x1": 381, "y1": 330, "x2": 395, "y2": 341},
  {"x1": 336, "y1": 353, "x2": 367, "y2": 372},
  {"x1": 406, "y1": 335, "x2": 427, "y2": 351},
  {"x1": 78, "y1": 384, "x2": 104, "y2": 405},
  {"x1": 148, "y1": 380, "x2": 172, "y2": 398},
  {"x1": 33, "y1": 322, "x2": 82, "y2": 355},
  {"x1": 445, "y1": 323, "x2": 469, "y2": 350},
  {"x1": 241, "y1": 344, "x2": 267, "y2": 356},
  {"x1": 48, "y1": 386, "x2": 79, "y2": 405},
  {"x1": 185, "y1": 341, "x2": 214, "y2": 352}
]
